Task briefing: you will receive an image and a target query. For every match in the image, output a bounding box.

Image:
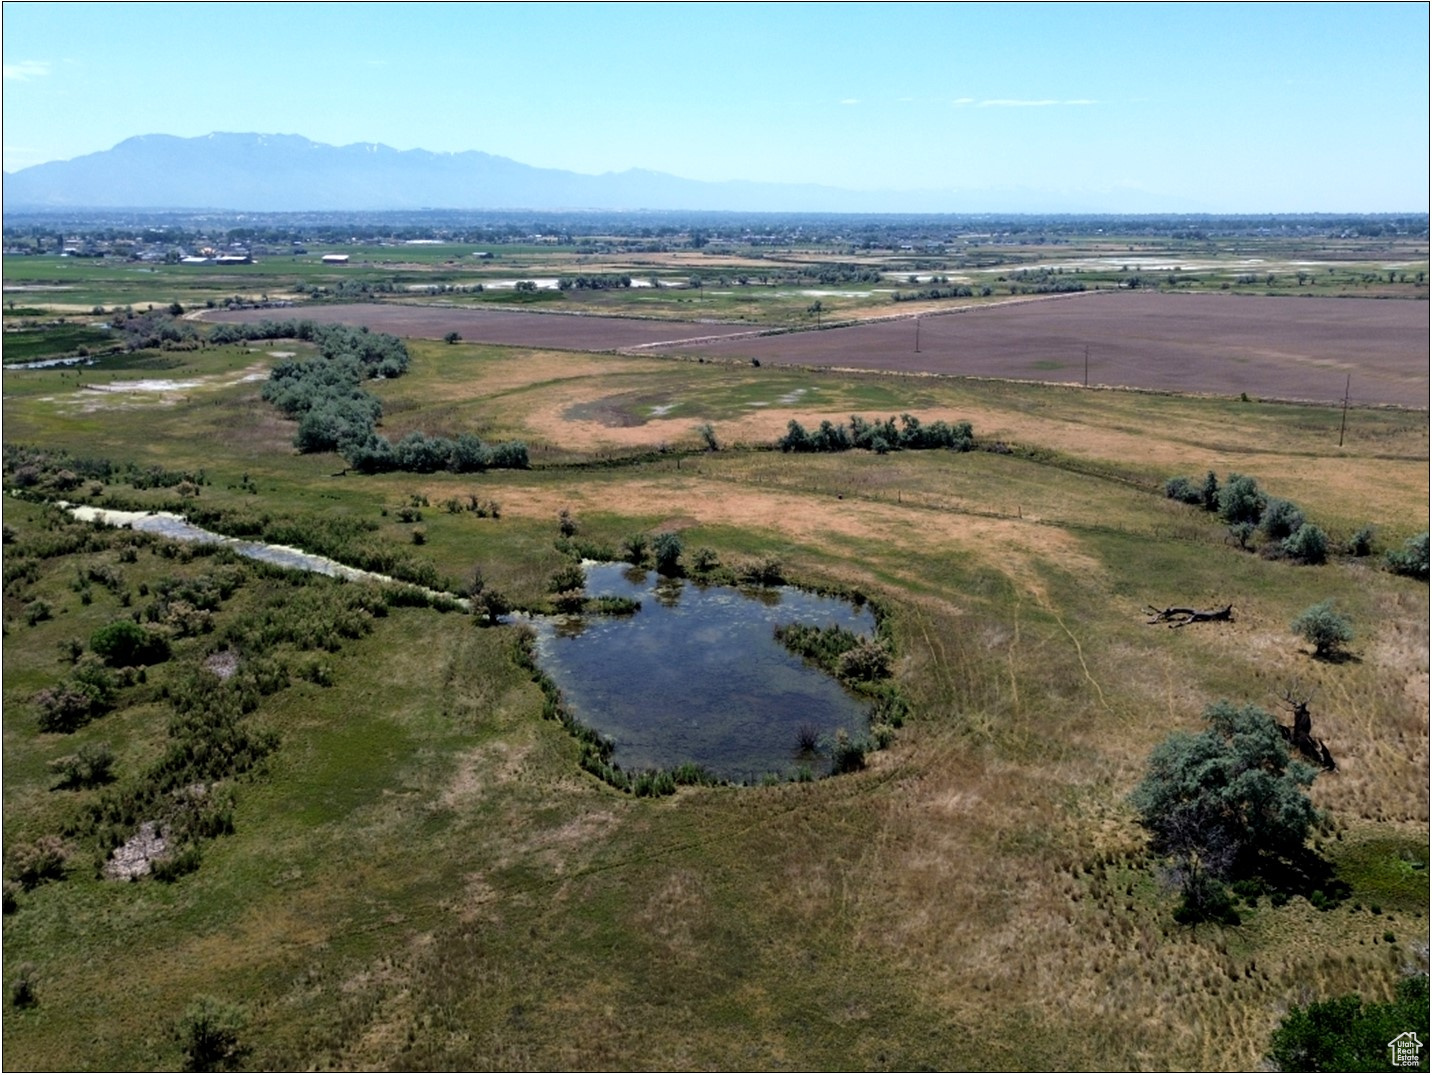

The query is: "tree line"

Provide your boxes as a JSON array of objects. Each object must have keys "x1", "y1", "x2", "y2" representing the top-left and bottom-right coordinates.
[{"x1": 778, "y1": 414, "x2": 974, "y2": 454}]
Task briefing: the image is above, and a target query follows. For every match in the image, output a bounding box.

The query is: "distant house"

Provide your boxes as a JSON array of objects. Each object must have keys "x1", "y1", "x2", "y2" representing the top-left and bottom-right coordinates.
[
  {"x1": 180, "y1": 256, "x2": 210, "y2": 265},
  {"x1": 321, "y1": 254, "x2": 350, "y2": 264},
  {"x1": 215, "y1": 254, "x2": 251, "y2": 265}
]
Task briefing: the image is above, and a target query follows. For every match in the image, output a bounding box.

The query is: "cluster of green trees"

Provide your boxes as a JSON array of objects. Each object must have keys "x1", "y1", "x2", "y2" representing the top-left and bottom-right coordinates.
[
  {"x1": 557, "y1": 274, "x2": 632, "y2": 290},
  {"x1": 343, "y1": 430, "x2": 529, "y2": 475},
  {"x1": 1268, "y1": 973, "x2": 1429, "y2": 1071},
  {"x1": 1165, "y1": 471, "x2": 1331, "y2": 563},
  {"x1": 252, "y1": 323, "x2": 528, "y2": 474},
  {"x1": 779, "y1": 414, "x2": 974, "y2": 454},
  {"x1": 892, "y1": 284, "x2": 987, "y2": 302}
]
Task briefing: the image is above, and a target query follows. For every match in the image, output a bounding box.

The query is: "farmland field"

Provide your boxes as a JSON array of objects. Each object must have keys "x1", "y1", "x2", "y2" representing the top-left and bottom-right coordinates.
[
  {"x1": 3, "y1": 218, "x2": 1429, "y2": 1071},
  {"x1": 203, "y1": 290, "x2": 1430, "y2": 406}
]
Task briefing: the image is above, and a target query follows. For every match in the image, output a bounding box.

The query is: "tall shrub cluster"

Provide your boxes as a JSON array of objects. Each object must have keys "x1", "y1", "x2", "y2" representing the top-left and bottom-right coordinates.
[
  {"x1": 779, "y1": 414, "x2": 973, "y2": 455},
  {"x1": 254, "y1": 323, "x2": 528, "y2": 473},
  {"x1": 1164, "y1": 470, "x2": 1329, "y2": 563}
]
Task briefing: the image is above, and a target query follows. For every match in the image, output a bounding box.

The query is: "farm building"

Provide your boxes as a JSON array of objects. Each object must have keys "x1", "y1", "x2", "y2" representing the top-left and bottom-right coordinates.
[{"x1": 320, "y1": 253, "x2": 350, "y2": 264}]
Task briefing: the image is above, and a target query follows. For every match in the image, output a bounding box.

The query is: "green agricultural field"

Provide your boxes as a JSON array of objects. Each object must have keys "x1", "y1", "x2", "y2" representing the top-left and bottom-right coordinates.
[{"x1": 1, "y1": 236, "x2": 1428, "y2": 1071}]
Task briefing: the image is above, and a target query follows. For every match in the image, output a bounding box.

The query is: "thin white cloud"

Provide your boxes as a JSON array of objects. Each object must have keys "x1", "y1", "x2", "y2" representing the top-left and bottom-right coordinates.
[
  {"x1": 978, "y1": 98, "x2": 1097, "y2": 107},
  {"x1": 951, "y1": 97, "x2": 975, "y2": 107},
  {"x1": 840, "y1": 98, "x2": 859, "y2": 105},
  {"x1": 3, "y1": 60, "x2": 51, "y2": 82}
]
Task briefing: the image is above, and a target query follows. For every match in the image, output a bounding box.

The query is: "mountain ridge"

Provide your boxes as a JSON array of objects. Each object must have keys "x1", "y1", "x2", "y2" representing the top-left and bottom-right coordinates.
[{"x1": 3, "y1": 131, "x2": 1197, "y2": 214}]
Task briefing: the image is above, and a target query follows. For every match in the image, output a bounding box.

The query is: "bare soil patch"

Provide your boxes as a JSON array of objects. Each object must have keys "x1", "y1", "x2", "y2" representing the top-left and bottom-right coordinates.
[{"x1": 667, "y1": 292, "x2": 1430, "y2": 407}]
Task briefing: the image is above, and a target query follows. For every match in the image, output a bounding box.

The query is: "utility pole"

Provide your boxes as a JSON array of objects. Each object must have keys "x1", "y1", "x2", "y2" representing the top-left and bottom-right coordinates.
[
  {"x1": 915, "y1": 316, "x2": 921, "y2": 353},
  {"x1": 1338, "y1": 374, "x2": 1351, "y2": 447},
  {"x1": 1084, "y1": 345, "x2": 1089, "y2": 387}
]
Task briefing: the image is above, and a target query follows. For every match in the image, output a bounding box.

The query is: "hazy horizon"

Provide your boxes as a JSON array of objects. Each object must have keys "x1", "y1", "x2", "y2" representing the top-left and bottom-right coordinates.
[{"x1": 3, "y1": 2, "x2": 1429, "y2": 213}]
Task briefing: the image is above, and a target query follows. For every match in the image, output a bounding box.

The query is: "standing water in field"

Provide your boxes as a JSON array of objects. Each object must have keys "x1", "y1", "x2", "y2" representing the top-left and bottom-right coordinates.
[{"x1": 529, "y1": 563, "x2": 878, "y2": 783}]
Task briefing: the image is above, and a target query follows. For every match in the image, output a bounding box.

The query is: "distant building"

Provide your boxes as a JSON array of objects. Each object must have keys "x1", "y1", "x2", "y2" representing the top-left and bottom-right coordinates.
[
  {"x1": 215, "y1": 254, "x2": 252, "y2": 265},
  {"x1": 321, "y1": 253, "x2": 350, "y2": 264}
]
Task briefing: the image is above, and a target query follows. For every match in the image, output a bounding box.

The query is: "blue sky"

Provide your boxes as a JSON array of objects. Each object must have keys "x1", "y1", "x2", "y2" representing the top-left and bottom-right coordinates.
[{"x1": 2, "y1": 1, "x2": 1427, "y2": 211}]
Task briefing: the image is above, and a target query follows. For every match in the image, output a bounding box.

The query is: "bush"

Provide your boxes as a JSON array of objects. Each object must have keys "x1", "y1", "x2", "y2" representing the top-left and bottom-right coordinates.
[
  {"x1": 1348, "y1": 526, "x2": 1375, "y2": 557},
  {"x1": 91, "y1": 619, "x2": 170, "y2": 666},
  {"x1": 621, "y1": 533, "x2": 649, "y2": 566},
  {"x1": 1386, "y1": 532, "x2": 1429, "y2": 581},
  {"x1": 49, "y1": 741, "x2": 116, "y2": 788},
  {"x1": 9, "y1": 836, "x2": 68, "y2": 890},
  {"x1": 689, "y1": 546, "x2": 720, "y2": 576},
  {"x1": 1281, "y1": 523, "x2": 1328, "y2": 565},
  {"x1": 548, "y1": 563, "x2": 586, "y2": 594},
  {"x1": 828, "y1": 730, "x2": 869, "y2": 774},
  {"x1": 1216, "y1": 473, "x2": 1265, "y2": 525},
  {"x1": 835, "y1": 638, "x2": 893, "y2": 683},
  {"x1": 9, "y1": 963, "x2": 38, "y2": 1009},
  {"x1": 1164, "y1": 476, "x2": 1203, "y2": 505},
  {"x1": 175, "y1": 995, "x2": 247, "y2": 1072},
  {"x1": 653, "y1": 531, "x2": 683, "y2": 576},
  {"x1": 1261, "y1": 498, "x2": 1305, "y2": 541},
  {"x1": 697, "y1": 423, "x2": 720, "y2": 451},
  {"x1": 1291, "y1": 600, "x2": 1353, "y2": 659}
]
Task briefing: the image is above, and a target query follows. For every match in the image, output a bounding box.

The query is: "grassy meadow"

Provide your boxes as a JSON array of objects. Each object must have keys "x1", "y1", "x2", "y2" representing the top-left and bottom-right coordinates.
[{"x1": 2, "y1": 260, "x2": 1428, "y2": 1070}]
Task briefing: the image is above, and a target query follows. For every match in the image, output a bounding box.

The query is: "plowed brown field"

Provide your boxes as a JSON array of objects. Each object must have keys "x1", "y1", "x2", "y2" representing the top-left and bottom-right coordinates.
[{"x1": 204, "y1": 291, "x2": 1429, "y2": 406}]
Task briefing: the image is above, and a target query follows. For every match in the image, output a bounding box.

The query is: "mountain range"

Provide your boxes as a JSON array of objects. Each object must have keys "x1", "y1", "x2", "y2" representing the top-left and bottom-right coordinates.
[{"x1": 3, "y1": 132, "x2": 1193, "y2": 214}]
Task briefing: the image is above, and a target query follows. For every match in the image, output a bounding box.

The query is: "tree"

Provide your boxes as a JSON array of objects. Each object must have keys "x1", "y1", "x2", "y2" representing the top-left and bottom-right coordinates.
[
  {"x1": 443, "y1": 331, "x2": 461, "y2": 344},
  {"x1": 1268, "y1": 974, "x2": 1429, "y2": 1072},
  {"x1": 1130, "y1": 702, "x2": 1320, "y2": 916},
  {"x1": 1281, "y1": 523, "x2": 1328, "y2": 564},
  {"x1": 1291, "y1": 600, "x2": 1353, "y2": 659}
]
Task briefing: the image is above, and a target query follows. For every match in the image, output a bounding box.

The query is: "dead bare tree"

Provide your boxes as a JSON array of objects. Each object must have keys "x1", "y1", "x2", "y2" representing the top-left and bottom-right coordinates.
[
  {"x1": 1145, "y1": 603, "x2": 1234, "y2": 628},
  {"x1": 1275, "y1": 688, "x2": 1337, "y2": 772}
]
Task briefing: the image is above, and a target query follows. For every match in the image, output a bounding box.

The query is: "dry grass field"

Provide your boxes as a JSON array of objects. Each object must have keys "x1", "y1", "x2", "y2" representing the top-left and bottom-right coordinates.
[{"x1": 4, "y1": 281, "x2": 1429, "y2": 1070}]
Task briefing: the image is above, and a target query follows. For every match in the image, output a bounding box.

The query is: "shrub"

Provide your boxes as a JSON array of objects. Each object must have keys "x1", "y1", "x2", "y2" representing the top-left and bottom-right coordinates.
[
  {"x1": 558, "y1": 508, "x2": 578, "y2": 537},
  {"x1": 1348, "y1": 526, "x2": 1375, "y2": 557},
  {"x1": 175, "y1": 995, "x2": 247, "y2": 1072},
  {"x1": 1291, "y1": 600, "x2": 1353, "y2": 659},
  {"x1": 9, "y1": 836, "x2": 68, "y2": 890},
  {"x1": 1260, "y1": 498, "x2": 1305, "y2": 541},
  {"x1": 23, "y1": 599, "x2": 52, "y2": 626},
  {"x1": 9, "y1": 963, "x2": 38, "y2": 1009},
  {"x1": 697, "y1": 423, "x2": 720, "y2": 451},
  {"x1": 652, "y1": 531, "x2": 683, "y2": 576},
  {"x1": 689, "y1": 547, "x2": 720, "y2": 576},
  {"x1": 1216, "y1": 473, "x2": 1264, "y2": 524},
  {"x1": 1386, "y1": 532, "x2": 1429, "y2": 580},
  {"x1": 548, "y1": 563, "x2": 586, "y2": 594},
  {"x1": 1163, "y1": 476, "x2": 1203, "y2": 505},
  {"x1": 621, "y1": 533, "x2": 649, "y2": 566},
  {"x1": 829, "y1": 730, "x2": 869, "y2": 774},
  {"x1": 835, "y1": 638, "x2": 893, "y2": 683},
  {"x1": 1281, "y1": 523, "x2": 1328, "y2": 564},
  {"x1": 91, "y1": 619, "x2": 170, "y2": 666},
  {"x1": 49, "y1": 741, "x2": 116, "y2": 788}
]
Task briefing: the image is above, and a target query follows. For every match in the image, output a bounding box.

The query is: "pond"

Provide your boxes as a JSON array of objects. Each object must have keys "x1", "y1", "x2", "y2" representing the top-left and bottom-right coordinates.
[{"x1": 529, "y1": 563, "x2": 878, "y2": 783}]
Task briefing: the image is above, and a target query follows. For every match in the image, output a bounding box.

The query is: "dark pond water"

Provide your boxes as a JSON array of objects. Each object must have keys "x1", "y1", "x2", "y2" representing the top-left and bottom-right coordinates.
[{"x1": 530, "y1": 563, "x2": 877, "y2": 783}]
